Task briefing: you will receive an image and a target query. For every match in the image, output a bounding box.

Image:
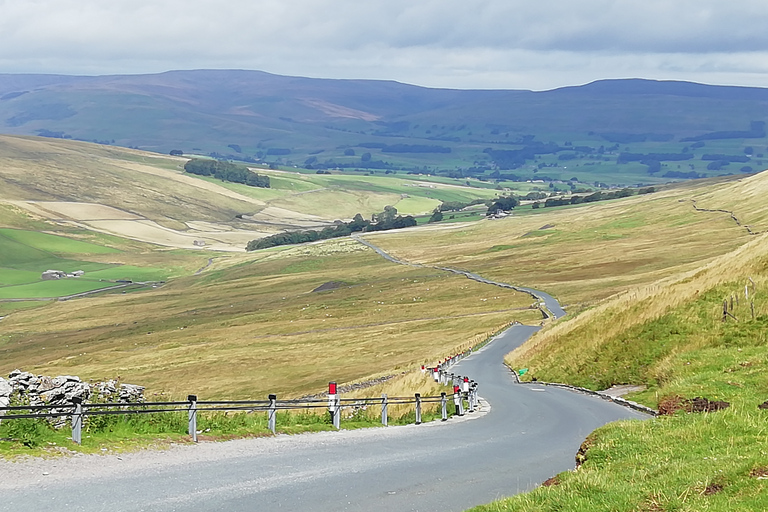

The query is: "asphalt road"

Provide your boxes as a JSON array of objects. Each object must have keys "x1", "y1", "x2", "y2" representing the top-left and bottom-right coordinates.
[{"x1": 1, "y1": 325, "x2": 648, "y2": 512}]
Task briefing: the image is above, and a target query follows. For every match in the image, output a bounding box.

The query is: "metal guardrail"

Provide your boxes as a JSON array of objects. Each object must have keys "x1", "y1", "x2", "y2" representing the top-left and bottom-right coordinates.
[{"x1": 0, "y1": 349, "x2": 480, "y2": 445}]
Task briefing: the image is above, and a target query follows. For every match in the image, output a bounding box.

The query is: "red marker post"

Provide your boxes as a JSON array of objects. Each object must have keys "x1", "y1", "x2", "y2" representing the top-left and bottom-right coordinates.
[
  {"x1": 453, "y1": 385, "x2": 462, "y2": 416},
  {"x1": 328, "y1": 381, "x2": 340, "y2": 429}
]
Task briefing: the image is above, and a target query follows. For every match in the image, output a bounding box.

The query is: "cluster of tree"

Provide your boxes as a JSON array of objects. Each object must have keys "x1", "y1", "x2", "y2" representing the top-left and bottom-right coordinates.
[
  {"x1": 532, "y1": 187, "x2": 655, "y2": 209},
  {"x1": 599, "y1": 132, "x2": 674, "y2": 144},
  {"x1": 484, "y1": 142, "x2": 562, "y2": 169},
  {"x1": 681, "y1": 121, "x2": 766, "y2": 142},
  {"x1": 36, "y1": 129, "x2": 71, "y2": 139},
  {"x1": 617, "y1": 152, "x2": 694, "y2": 164},
  {"x1": 488, "y1": 171, "x2": 523, "y2": 181},
  {"x1": 245, "y1": 207, "x2": 416, "y2": 251},
  {"x1": 663, "y1": 170, "x2": 704, "y2": 179},
  {"x1": 183, "y1": 159, "x2": 270, "y2": 188},
  {"x1": 428, "y1": 210, "x2": 444, "y2": 223},
  {"x1": 486, "y1": 196, "x2": 519, "y2": 215},
  {"x1": 381, "y1": 144, "x2": 451, "y2": 154},
  {"x1": 354, "y1": 142, "x2": 451, "y2": 153},
  {"x1": 701, "y1": 154, "x2": 750, "y2": 163},
  {"x1": 438, "y1": 199, "x2": 488, "y2": 212}
]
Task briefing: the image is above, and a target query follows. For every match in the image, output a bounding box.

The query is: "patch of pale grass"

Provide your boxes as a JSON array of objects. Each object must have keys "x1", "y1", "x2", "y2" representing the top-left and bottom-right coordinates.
[
  {"x1": 362, "y1": 180, "x2": 757, "y2": 305},
  {"x1": 0, "y1": 240, "x2": 538, "y2": 399},
  {"x1": 507, "y1": 232, "x2": 768, "y2": 374}
]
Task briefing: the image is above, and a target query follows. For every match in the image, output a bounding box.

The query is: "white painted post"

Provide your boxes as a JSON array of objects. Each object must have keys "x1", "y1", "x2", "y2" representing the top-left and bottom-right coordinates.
[
  {"x1": 328, "y1": 382, "x2": 340, "y2": 429},
  {"x1": 381, "y1": 394, "x2": 388, "y2": 426},
  {"x1": 71, "y1": 397, "x2": 83, "y2": 445},
  {"x1": 187, "y1": 395, "x2": 197, "y2": 443},
  {"x1": 432, "y1": 367, "x2": 439, "y2": 382},
  {"x1": 415, "y1": 393, "x2": 422, "y2": 425},
  {"x1": 334, "y1": 393, "x2": 341, "y2": 429},
  {"x1": 453, "y1": 385, "x2": 461, "y2": 416},
  {"x1": 268, "y1": 394, "x2": 277, "y2": 434},
  {"x1": 462, "y1": 376, "x2": 469, "y2": 393},
  {"x1": 441, "y1": 392, "x2": 447, "y2": 421}
]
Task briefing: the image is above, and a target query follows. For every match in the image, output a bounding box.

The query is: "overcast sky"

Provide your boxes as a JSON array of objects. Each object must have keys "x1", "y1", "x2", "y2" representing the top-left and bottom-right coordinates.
[{"x1": 1, "y1": 0, "x2": 767, "y2": 90}]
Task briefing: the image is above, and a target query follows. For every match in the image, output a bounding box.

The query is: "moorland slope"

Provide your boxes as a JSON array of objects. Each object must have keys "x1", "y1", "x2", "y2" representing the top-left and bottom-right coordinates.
[{"x1": 0, "y1": 135, "x2": 497, "y2": 250}]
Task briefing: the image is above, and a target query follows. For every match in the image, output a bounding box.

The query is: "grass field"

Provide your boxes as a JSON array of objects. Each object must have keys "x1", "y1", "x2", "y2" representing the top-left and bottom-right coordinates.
[
  {"x1": 468, "y1": 175, "x2": 768, "y2": 511},
  {"x1": 359, "y1": 174, "x2": 764, "y2": 307},
  {"x1": 475, "y1": 238, "x2": 768, "y2": 512},
  {"x1": 0, "y1": 238, "x2": 540, "y2": 400},
  {"x1": 0, "y1": 202, "x2": 211, "y2": 302},
  {"x1": 0, "y1": 135, "x2": 507, "y2": 250},
  {"x1": 4, "y1": 135, "x2": 768, "y2": 510}
]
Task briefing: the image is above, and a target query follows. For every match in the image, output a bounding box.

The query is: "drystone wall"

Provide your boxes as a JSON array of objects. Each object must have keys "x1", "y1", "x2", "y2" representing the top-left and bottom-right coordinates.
[{"x1": 0, "y1": 370, "x2": 145, "y2": 427}]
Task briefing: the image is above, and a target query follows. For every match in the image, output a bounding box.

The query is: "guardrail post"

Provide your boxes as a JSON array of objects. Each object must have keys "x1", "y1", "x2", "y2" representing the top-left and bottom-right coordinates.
[
  {"x1": 441, "y1": 392, "x2": 447, "y2": 421},
  {"x1": 453, "y1": 385, "x2": 461, "y2": 416},
  {"x1": 381, "y1": 394, "x2": 388, "y2": 426},
  {"x1": 187, "y1": 394, "x2": 197, "y2": 443},
  {"x1": 268, "y1": 394, "x2": 277, "y2": 434},
  {"x1": 415, "y1": 393, "x2": 422, "y2": 425},
  {"x1": 328, "y1": 382, "x2": 340, "y2": 430},
  {"x1": 334, "y1": 393, "x2": 341, "y2": 429},
  {"x1": 71, "y1": 397, "x2": 82, "y2": 445}
]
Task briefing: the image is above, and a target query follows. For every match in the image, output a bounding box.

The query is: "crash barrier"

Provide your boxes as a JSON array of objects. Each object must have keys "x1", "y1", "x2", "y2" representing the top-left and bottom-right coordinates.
[{"x1": 0, "y1": 371, "x2": 479, "y2": 445}]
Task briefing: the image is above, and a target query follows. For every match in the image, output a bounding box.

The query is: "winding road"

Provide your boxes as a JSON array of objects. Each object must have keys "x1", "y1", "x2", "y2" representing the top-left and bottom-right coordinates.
[{"x1": 1, "y1": 239, "x2": 649, "y2": 511}]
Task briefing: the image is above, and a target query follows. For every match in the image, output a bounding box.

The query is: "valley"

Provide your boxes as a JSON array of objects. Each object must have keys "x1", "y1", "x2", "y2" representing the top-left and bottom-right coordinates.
[{"x1": 1, "y1": 118, "x2": 767, "y2": 511}]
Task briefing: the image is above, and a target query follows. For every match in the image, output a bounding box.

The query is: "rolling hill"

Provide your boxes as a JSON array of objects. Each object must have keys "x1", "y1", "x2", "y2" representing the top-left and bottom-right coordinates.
[
  {"x1": 0, "y1": 135, "x2": 498, "y2": 251},
  {"x1": 2, "y1": 70, "x2": 768, "y2": 185}
]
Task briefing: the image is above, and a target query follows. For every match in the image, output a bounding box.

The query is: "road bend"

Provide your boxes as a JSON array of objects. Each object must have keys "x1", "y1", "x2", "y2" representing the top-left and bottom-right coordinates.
[{"x1": 1, "y1": 324, "x2": 647, "y2": 512}]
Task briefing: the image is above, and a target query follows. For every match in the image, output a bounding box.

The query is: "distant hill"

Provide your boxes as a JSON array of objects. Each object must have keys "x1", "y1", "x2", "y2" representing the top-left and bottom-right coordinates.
[{"x1": 2, "y1": 70, "x2": 768, "y2": 185}]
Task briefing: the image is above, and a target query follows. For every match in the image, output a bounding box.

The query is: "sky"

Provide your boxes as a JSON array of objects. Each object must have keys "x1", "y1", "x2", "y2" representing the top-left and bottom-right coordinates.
[{"x1": 1, "y1": 0, "x2": 768, "y2": 91}]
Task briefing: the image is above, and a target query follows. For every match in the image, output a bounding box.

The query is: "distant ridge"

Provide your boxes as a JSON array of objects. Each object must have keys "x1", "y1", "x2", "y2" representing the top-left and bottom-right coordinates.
[
  {"x1": 1, "y1": 69, "x2": 768, "y2": 182},
  {"x1": 549, "y1": 78, "x2": 768, "y2": 99}
]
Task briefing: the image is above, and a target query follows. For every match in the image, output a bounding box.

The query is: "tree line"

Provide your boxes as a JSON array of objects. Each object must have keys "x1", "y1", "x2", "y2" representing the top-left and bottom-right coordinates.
[
  {"x1": 183, "y1": 159, "x2": 270, "y2": 188},
  {"x1": 246, "y1": 207, "x2": 417, "y2": 251},
  {"x1": 533, "y1": 187, "x2": 655, "y2": 208}
]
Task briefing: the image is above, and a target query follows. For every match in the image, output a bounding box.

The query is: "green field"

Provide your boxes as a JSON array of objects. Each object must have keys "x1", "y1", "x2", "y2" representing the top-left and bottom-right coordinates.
[
  {"x1": 0, "y1": 225, "x2": 185, "y2": 300},
  {"x1": 3, "y1": 136, "x2": 768, "y2": 511},
  {"x1": 0, "y1": 238, "x2": 540, "y2": 399}
]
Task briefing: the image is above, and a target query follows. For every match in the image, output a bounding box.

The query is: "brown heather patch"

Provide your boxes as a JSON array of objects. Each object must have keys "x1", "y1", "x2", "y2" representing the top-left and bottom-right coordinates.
[
  {"x1": 574, "y1": 436, "x2": 594, "y2": 468},
  {"x1": 540, "y1": 475, "x2": 561, "y2": 487},
  {"x1": 749, "y1": 466, "x2": 768, "y2": 478},
  {"x1": 657, "y1": 396, "x2": 730, "y2": 415},
  {"x1": 657, "y1": 395, "x2": 687, "y2": 415},
  {"x1": 703, "y1": 482, "x2": 723, "y2": 495}
]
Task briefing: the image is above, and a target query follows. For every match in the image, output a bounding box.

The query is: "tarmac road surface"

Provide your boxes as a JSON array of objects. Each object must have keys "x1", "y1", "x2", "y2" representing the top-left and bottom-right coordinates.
[{"x1": 1, "y1": 324, "x2": 648, "y2": 512}]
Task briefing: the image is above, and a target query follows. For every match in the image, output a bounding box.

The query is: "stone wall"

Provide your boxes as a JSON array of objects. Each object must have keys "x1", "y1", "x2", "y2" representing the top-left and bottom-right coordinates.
[{"x1": 0, "y1": 369, "x2": 145, "y2": 427}]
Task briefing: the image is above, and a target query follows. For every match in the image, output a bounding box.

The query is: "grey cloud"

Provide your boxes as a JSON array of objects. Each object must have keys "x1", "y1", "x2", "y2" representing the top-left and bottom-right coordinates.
[{"x1": 0, "y1": 0, "x2": 768, "y2": 90}]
